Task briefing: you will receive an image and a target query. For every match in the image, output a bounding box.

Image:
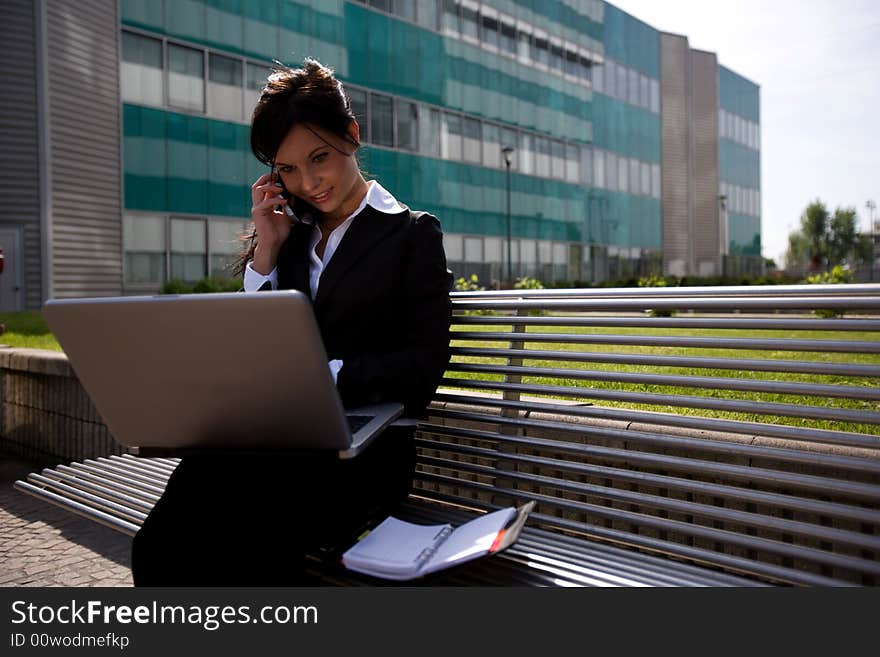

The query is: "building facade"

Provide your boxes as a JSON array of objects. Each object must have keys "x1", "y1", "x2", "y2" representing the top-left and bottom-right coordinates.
[{"x1": 0, "y1": 0, "x2": 761, "y2": 311}]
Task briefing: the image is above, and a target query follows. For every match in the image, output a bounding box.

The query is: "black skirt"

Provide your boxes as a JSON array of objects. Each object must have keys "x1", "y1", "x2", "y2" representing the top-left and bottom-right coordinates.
[{"x1": 131, "y1": 426, "x2": 416, "y2": 586}]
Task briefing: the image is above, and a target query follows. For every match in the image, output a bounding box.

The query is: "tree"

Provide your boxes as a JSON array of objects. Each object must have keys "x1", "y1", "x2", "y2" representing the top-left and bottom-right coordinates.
[
  {"x1": 784, "y1": 230, "x2": 808, "y2": 271},
  {"x1": 827, "y1": 207, "x2": 858, "y2": 266},
  {"x1": 800, "y1": 200, "x2": 828, "y2": 271},
  {"x1": 785, "y1": 201, "x2": 871, "y2": 272}
]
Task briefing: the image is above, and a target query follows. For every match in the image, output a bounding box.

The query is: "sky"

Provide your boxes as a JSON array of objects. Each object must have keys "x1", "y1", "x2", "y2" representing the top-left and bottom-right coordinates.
[{"x1": 608, "y1": 0, "x2": 880, "y2": 266}]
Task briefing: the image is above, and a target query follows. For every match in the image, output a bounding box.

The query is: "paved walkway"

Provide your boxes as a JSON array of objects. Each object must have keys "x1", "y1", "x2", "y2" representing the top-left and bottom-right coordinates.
[{"x1": 0, "y1": 455, "x2": 133, "y2": 587}]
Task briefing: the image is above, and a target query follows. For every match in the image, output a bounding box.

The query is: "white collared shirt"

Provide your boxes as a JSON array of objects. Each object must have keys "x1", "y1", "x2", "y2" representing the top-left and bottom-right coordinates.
[
  {"x1": 243, "y1": 180, "x2": 405, "y2": 382},
  {"x1": 243, "y1": 179, "x2": 404, "y2": 296}
]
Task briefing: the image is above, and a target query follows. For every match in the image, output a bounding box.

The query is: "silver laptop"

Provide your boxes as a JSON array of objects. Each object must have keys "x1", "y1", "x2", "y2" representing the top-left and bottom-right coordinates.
[{"x1": 41, "y1": 290, "x2": 404, "y2": 459}]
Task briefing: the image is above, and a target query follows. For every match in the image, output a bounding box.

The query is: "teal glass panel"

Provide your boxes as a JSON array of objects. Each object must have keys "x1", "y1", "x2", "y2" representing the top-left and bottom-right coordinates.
[
  {"x1": 205, "y1": 0, "x2": 243, "y2": 51},
  {"x1": 120, "y1": 0, "x2": 164, "y2": 31},
  {"x1": 123, "y1": 105, "x2": 167, "y2": 211},
  {"x1": 498, "y1": 0, "x2": 603, "y2": 42},
  {"x1": 719, "y1": 140, "x2": 760, "y2": 188},
  {"x1": 208, "y1": 121, "x2": 249, "y2": 216},
  {"x1": 719, "y1": 66, "x2": 760, "y2": 123},
  {"x1": 360, "y1": 147, "x2": 593, "y2": 244},
  {"x1": 602, "y1": 3, "x2": 659, "y2": 78},
  {"x1": 591, "y1": 93, "x2": 660, "y2": 162},
  {"x1": 243, "y1": 0, "x2": 280, "y2": 60},
  {"x1": 167, "y1": 114, "x2": 209, "y2": 214},
  {"x1": 164, "y1": 0, "x2": 206, "y2": 42},
  {"x1": 728, "y1": 213, "x2": 761, "y2": 256},
  {"x1": 343, "y1": 3, "x2": 592, "y2": 143}
]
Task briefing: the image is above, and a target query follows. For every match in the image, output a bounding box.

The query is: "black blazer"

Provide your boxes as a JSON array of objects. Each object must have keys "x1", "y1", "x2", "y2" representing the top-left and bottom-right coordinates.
[{"x1": 263, "y1": 204, "x2": 453, "y2": 418}]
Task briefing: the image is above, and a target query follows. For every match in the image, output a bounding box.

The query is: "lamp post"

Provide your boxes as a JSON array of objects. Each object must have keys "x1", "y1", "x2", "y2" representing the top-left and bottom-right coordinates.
[
  {"x1": 867, "y1": 199, "x2": 877, "y2": 282},
  {"x1": 502, "y1": 146, "x2": 515, "y2": 288}
]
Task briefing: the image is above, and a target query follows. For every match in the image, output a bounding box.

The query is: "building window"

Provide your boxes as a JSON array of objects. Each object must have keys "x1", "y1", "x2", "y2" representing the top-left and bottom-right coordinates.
[
  {"x1": 460, "y1": 3, "x2": 478, "y2": 40},
  {"x1": 168, "y1": 43, "x2": 205, "y2": 112},
  {"x1": 533, "y1": 36, "x2": 549, "y2": 66},
  {"x1": 464, "y1": 236, "x2": 482, "y2": 261},
  {"x1": 442, "y1": 0, "x2": 459, "y2": 35},
  {"x1": 124, "y1": 213, "x2": 165, "y2": 284},
  {"x1": 593, "y1": 148, "x2": 605, "y2": 188},
  {"x1": 480, "y1": 14, "x2": 499, "y2": 48},
  {"x1": 415, "y1": 0, "x2": 439, "y2": 30},
  {"x1": 518, "y1": 132, "x2": 534, "y2": 175},
  {"x1": 640, "y1": 161, "x2": 651, "y2": 196},
  {"x1": 482, "y1": 122, "x2": 501, "y2": 168},
  {"x1": 618, "y1": 155, "x2": 629, "y2": 193},
  {"x1": 370, "y1": 92, "x2": 394, "y2": 147},
  {"x1": 616, "y1": 62, "x2": 627, "y2": 103},
  {"x1": 170, "y1": 218, "x2": 207, "y2": 282},
  {"x1": 441, "y1": 112, "x2": 462, "y2": 160},
  {"x1": 650, "y1": 79, "x2": 660, "y2": 113},
  {"x1": 418, "y1": 107, "x2": 440, "y2": 157},
  {"x1": 550, "y1": 43, "x2": 564, "y2": 73},
  {"x1": 499, "y1": 21, "x2": 517, "y2": 55},
  {"x1": 348, "y1": 88, "x2": 369, "y2": 141},
  {"x1": 121, "y1": 31, "x2": 163, "y2": 106},
  {"x1": 639, "y1": 73, "x2": 649, "y2": 110},
  {"x1": 628, "y1": 68, "x2": 639, "y2": 106},
  {"x1": 462, "y1": 116, "x2": 481, "y2": 163},
  {"x1": 534, "y1": 136, "x2": 551, "y2": 177},
  {"x1": 580, "y1": 145, "x2": 593, "y2": 186},
  {"x1": 396, "y1": 99, "x2": 419, "y2": 151},
  {"x1": 550, "y1": 140, "x2": 566, "y2": 179},
  {"x1": 629, "y1": 158, "x2": 639, "y2": 194},
  {"x1": 605, "y1": 151, "x2": 617, "y2": 191},
  {"x1": 565, "y1": 143, "x2": 580, "y2": 183},
  {"x1": 245, "y1": 62, "x2": 269, "y2": 117},
  {"x1": 517, "y1": 30, "x2": 531, "y2": 61},
  {"x1": 208, "y1": 53, "x2": 243, "y2": 122}
]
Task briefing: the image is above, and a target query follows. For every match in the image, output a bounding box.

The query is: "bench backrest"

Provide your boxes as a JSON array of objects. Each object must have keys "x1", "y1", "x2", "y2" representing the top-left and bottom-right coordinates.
[{"x1": 413, "y1": 283, "x2": 880, "y2": 586}]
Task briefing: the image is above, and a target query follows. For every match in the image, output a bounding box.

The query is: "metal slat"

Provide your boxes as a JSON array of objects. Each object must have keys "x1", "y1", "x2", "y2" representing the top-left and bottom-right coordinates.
[
  {"x1": 451, "y1": 283, "x2": 880, "y2": 299},
  {"x1": 451, "y1": 346, "x2": 880, "y2": 378},
  {"x1": 449, "y1": 362, "x2": 880, "y2": 401},
  {"x1": 417, "y1": 423, "x2": 880, "y2": 499},
  {"x1": 451, "y1": 331, "x2": 880, "y2": 354},
  {"x1": 431, "y1": 393, "x2": 880, "y2": 450},
  {"x1": 452, "y1": 296, "x2": 880, "y2": 312},
  {"x1": 415, "y1": 452, "x2": 880, "y2": 551},
  {"x1": 454, "y1": 315, "x2": 880, "y2": 332},
  {"x1": 415, "y1": 472, "x2": 877, "y2": 582},
  {"x1": 441, "y1": 377, "x2": 880, "y2": 425},
  {"x1": 65, "y1": 463, "x2": 167, "y2": 496},
  {"x1": 415, "y1": 435, "x2": 880, "y2": 525},
  {"x1": 54, "y1": 464, "x2": 163, "y2": 501},
  {"x1": 427, "y1": 409, "x2": 880, "y2": 476},
  {"x1": 27, "y1": 474, "x2": 147, "y2": 524},
  {"x1": 411, "y1": 483, "x2": 855, "y2": 587},
  {"x1": 12, "y1": 481, "x2": 140, "y2": 537},
  {"x1": 37, "y1": 470, "x2": 158, "y2": 511}
]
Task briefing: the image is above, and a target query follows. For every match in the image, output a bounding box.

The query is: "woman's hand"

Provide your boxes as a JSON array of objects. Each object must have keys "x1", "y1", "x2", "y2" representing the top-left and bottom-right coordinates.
[{"x1": 250, "y1": 172, "x2": 294, "y2": 275}]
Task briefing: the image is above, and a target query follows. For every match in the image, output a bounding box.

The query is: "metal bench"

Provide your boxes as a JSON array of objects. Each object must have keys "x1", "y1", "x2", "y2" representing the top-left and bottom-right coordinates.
[{"x1": 14, "y1": 283, "x2": 880, "y2": 586}]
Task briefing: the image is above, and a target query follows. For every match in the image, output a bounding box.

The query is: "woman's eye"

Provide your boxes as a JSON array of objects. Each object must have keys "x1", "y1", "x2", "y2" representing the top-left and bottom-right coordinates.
[
  {"x1": 279, "y1": 166, "x2": 293, "y2": 173},
  {"x1": 313, "y1": 152, "x2": 328, "y2": 163}
]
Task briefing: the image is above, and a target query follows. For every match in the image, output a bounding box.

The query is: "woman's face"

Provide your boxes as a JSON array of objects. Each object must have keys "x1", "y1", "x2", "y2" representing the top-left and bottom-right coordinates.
[{"x1": 273, "y1": 121, "x2": 364, "y2": 222}]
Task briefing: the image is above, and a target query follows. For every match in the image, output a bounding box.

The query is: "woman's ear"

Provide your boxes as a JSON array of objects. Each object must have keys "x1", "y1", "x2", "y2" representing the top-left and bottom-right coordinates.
[{"x1": 347, "y1": 119, "x2": 360, "y2": 149}]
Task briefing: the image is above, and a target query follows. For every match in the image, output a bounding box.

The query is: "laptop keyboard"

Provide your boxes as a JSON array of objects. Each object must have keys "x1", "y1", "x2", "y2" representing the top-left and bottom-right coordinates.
[{"x1": 346, "y1": 415, "x2": 373, "y2": 434}]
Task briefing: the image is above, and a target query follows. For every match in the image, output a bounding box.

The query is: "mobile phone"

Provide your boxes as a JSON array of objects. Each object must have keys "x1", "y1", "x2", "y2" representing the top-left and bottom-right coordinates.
[{"x1": 271, "y1": 167, "x2": 298, "y2": 220}]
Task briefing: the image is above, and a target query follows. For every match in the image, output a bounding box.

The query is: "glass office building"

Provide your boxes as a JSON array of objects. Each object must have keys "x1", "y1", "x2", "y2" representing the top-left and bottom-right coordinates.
[{"x1": 0, "y1": 0, "x2": 761, "y2": 309}]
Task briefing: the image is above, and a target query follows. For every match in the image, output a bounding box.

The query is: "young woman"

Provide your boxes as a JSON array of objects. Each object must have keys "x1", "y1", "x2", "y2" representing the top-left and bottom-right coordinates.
[{"x1": 131, "y1": 59, "x2": 452, "y2": 586}]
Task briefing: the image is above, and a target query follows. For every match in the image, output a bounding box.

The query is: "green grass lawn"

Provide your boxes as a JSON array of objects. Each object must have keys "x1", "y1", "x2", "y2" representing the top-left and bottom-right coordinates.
[
  {"x1": 448, "y1": 320, "x2": 880, "y2": 435},
  {"x1": 0, "y1": 312, "x2": 60, "y2": 350}
]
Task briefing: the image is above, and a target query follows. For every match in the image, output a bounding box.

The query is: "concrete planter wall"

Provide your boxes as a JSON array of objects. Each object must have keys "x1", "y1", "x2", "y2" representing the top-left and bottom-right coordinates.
[{"x1": 0, "y1": 348, "x2": 127, "y2": 466}]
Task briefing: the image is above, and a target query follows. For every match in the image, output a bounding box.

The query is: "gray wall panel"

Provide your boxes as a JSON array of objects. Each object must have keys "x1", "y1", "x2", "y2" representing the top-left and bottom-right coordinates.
[
  {"x1": 691, "y1": 49, "x2": 720, "y2": 275},
  {"x1": 47, "y1": 0, "x2": 122, "y2": 298},
  {"x1": 0, "y1": 0, "x2": 43, "y2": 310},
  {"x1": 660, "y1": 33, "x2": 691, "y2": 277}
]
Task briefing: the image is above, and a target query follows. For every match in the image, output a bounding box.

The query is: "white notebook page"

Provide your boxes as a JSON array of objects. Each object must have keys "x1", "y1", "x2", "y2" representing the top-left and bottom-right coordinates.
[{"x1": 424, "y1": 507, "x2": 517, "y2": 574}]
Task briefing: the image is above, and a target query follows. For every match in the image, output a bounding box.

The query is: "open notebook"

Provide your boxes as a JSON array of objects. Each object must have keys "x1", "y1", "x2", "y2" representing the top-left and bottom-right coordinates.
[{"x1": 341, "y1": 502, "x2": 535, "y2": 581}]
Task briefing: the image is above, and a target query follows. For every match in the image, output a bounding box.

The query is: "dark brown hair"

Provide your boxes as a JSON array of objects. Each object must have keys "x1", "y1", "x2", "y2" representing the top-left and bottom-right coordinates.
[{"x1": 232, "y1": 58, "x2": 360, "y2": 278}]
